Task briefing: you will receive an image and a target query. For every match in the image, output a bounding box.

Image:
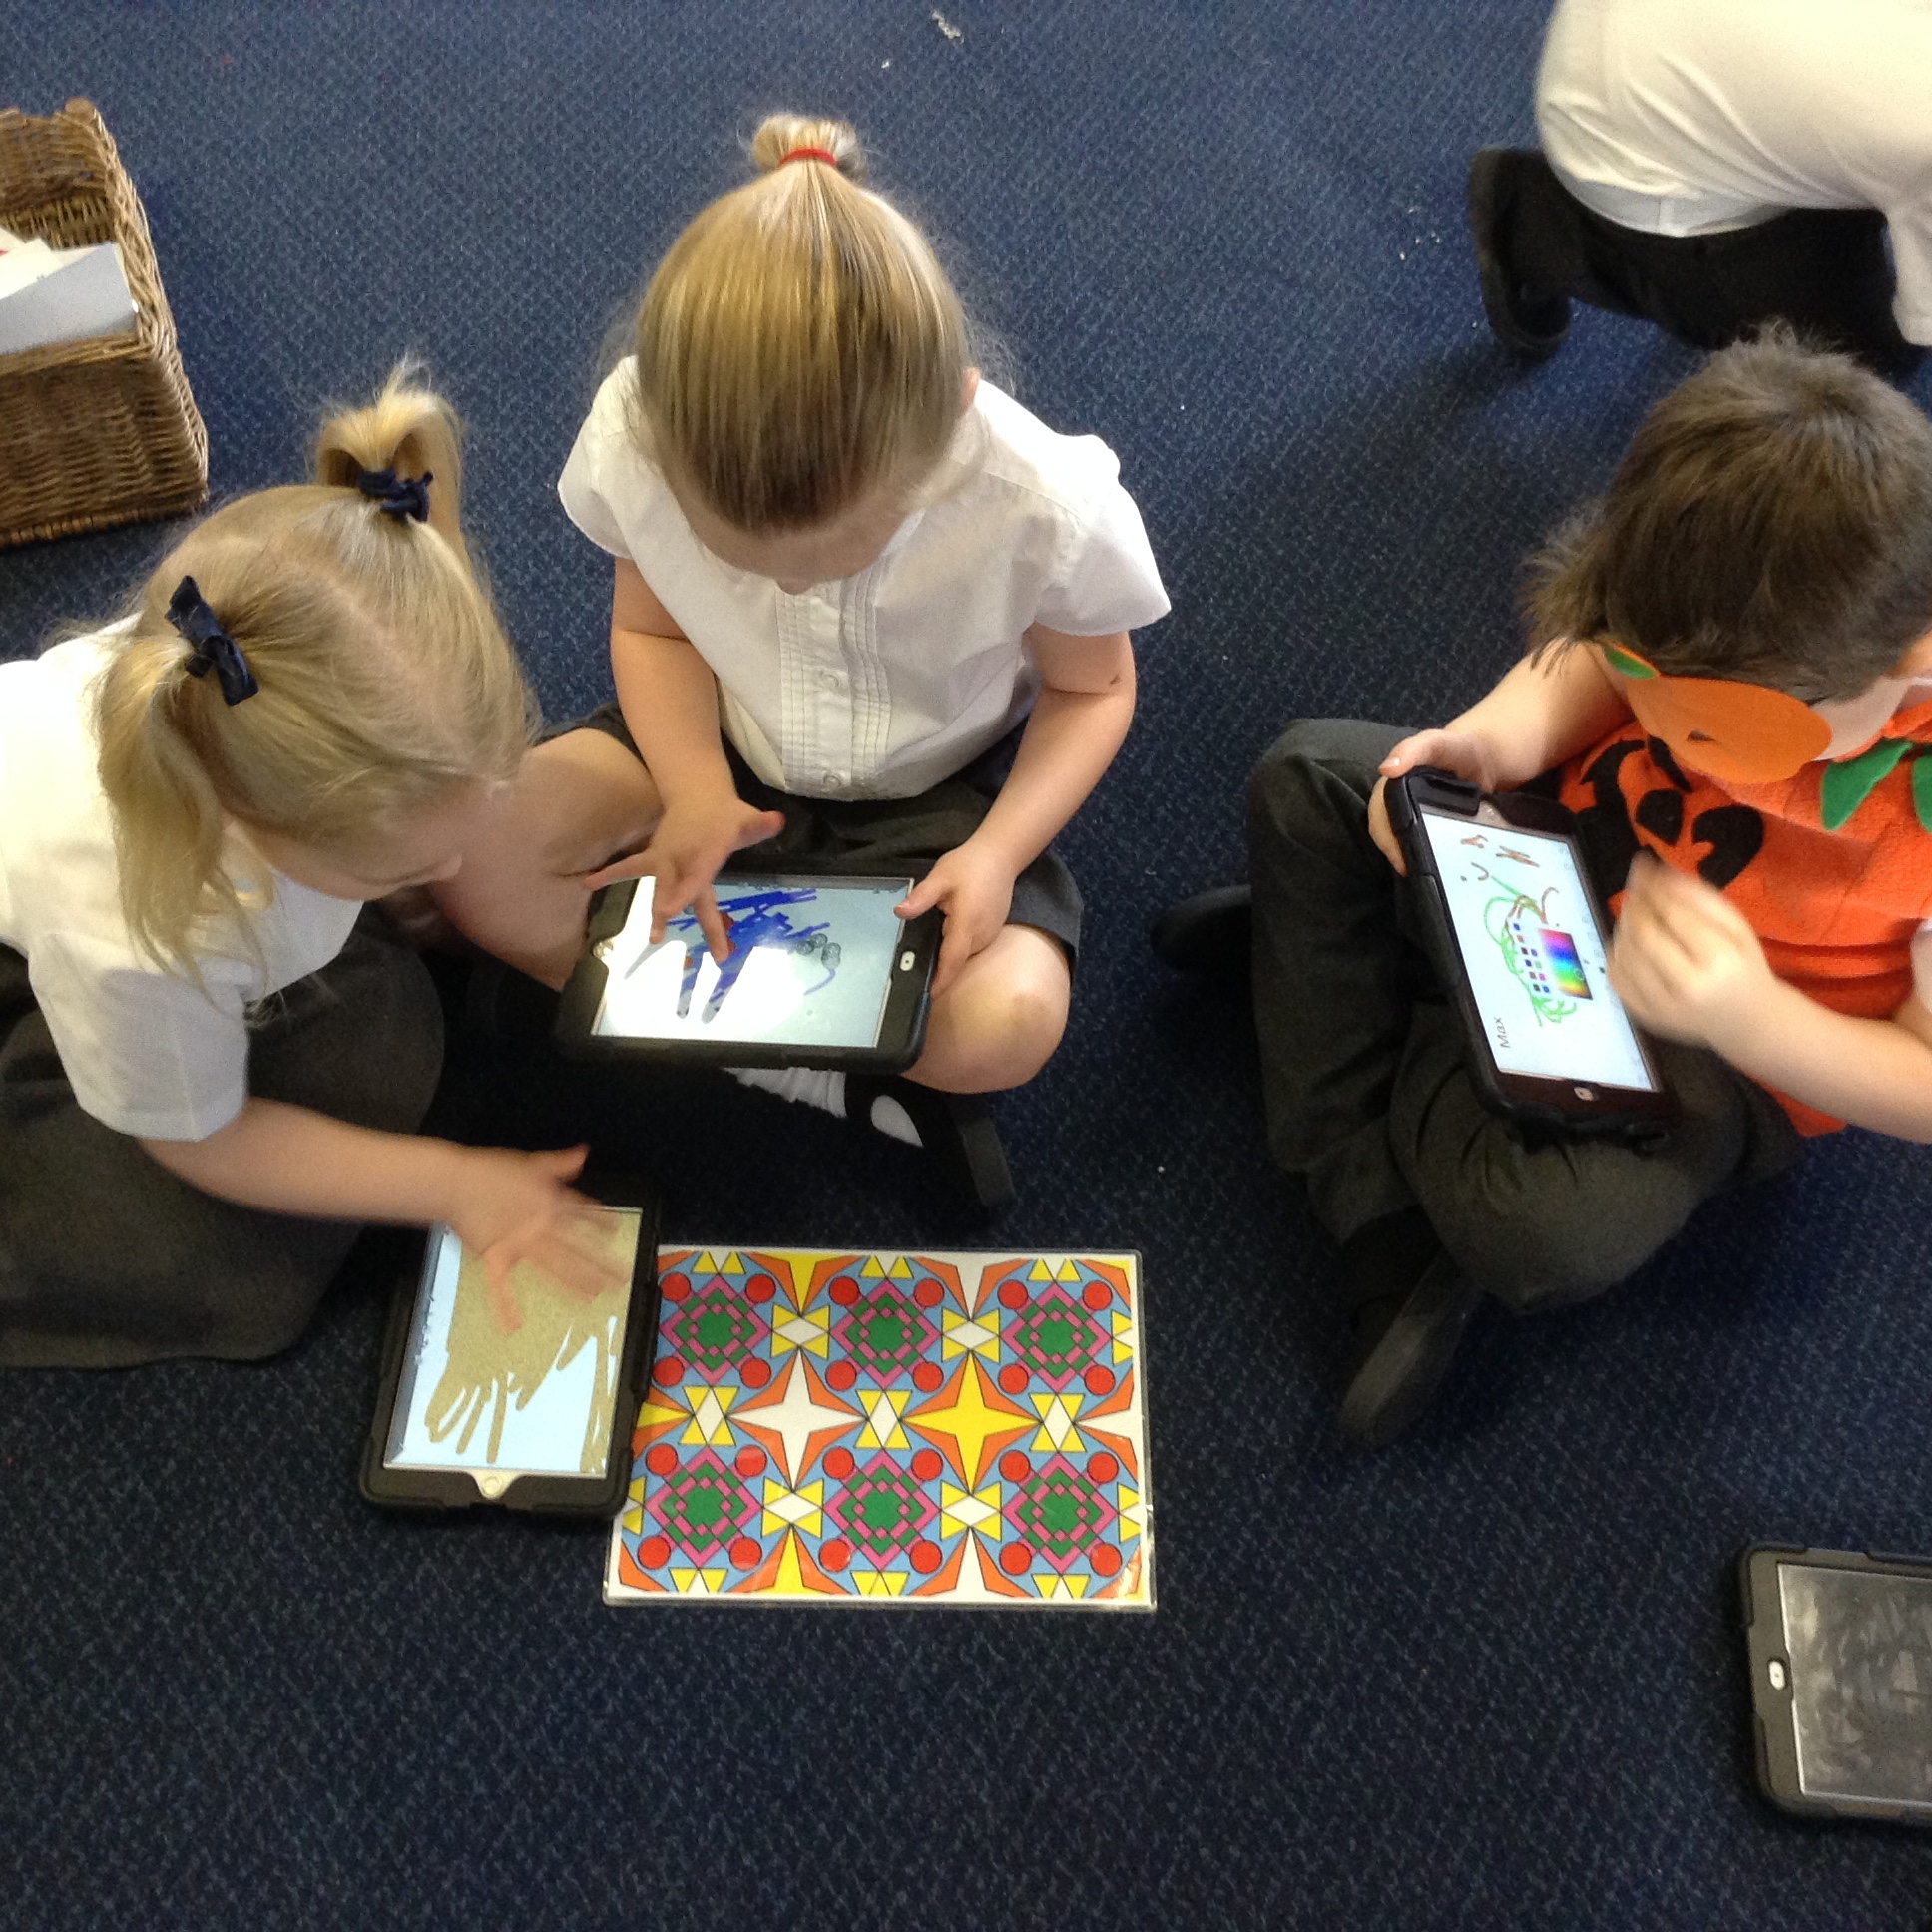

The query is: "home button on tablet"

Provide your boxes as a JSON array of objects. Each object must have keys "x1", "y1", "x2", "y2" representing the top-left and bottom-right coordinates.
[
  {"x1": 476, "y1": 1472, "x2": 510, "y2": 1500},
  {"x1": 900, "y1": 950, "x2": 916, "y2": 972},
  {"x1": 1574, "y1": 1085, "x2": 1596, "y2": 1101}
]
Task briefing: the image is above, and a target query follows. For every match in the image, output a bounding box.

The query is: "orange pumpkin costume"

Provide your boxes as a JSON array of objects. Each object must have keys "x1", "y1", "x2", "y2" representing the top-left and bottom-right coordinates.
[{"x1": 1557, "y1": 693, "x2": 1932, "y2": 1134}]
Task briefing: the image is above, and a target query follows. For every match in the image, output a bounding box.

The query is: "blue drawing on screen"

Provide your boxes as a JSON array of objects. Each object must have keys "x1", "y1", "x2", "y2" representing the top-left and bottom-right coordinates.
[{"x1": 624, "y1": 885, "x2": 842, "y2": 1023}]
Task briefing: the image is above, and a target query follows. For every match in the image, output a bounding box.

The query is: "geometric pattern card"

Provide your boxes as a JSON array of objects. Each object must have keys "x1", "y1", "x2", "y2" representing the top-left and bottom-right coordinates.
[{"x1": 604, "y1": 1249, "x2": 1152, "y2": 1609}]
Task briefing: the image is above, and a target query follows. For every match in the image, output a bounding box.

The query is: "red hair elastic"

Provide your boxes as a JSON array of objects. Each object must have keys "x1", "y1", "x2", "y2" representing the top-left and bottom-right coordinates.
[{"x1": 779, "y1": 147, "x2": 840, "y2": 169}]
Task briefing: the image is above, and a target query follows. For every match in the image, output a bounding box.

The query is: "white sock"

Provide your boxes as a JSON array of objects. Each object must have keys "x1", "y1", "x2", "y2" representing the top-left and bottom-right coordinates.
[{"x1": 726, "y1": 1066, "x2": 922, "y2": 1148}]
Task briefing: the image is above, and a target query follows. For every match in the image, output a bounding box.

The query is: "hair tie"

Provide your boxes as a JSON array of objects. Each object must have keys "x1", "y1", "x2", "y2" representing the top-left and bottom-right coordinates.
[
  {"x1": 355, "y1": 466, "x2": 433, "y2": 522},
  {"x1": 778, "y1": 147, "x2": 840, "y2": 171},
  {"x1": 166, "y1": 576, "x2": 259, "y2": 707}
]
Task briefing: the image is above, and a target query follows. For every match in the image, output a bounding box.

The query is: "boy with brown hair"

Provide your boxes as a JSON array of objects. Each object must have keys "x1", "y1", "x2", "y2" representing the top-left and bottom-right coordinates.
[{"x1": 1160, "y1": 334, "x2": 1932, "y2": 1445}]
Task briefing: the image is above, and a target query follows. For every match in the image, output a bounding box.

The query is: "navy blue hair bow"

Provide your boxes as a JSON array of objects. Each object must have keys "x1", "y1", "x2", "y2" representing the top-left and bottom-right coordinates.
[
  {"x1": 356, "y1": 466, "x2": 433, "y2": 522},
  {"x1": 166, "y1": 576, "x2": 259, "y2": 707}
]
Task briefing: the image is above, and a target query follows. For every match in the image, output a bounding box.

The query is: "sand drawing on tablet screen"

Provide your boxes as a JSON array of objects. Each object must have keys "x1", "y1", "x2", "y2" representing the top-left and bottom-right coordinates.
[
  {"x1": 425, "y1": 1221, "x2": 634, "y2": 1471},
  {"x1": 627, "y1": 884, "x2": 842, "y2": 1023}
]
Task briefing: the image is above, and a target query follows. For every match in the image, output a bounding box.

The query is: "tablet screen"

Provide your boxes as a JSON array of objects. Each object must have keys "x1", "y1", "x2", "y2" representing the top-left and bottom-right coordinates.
[
  {"x1": 1778, "y1": 1560, "x2": 1932, "y2": 1810},
  {"x1": 383, "y1": 1209, "x2": 642, "y2": 1482},
  {"x1": 1417, "y1": 807, "x2": 1658, "y2": 1092},
  {"x1": 592, "y1": 874, "x2": 912, "y2": 1050}
]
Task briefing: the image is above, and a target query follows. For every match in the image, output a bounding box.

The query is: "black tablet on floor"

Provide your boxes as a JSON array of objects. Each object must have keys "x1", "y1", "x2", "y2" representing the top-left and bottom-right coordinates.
[
  {"x1": 554, "y1": 870, "x2": 941, "y2": 1072},
  {"x1": 359, "y1": 1177, "x2": 661, "y2": 1516}
]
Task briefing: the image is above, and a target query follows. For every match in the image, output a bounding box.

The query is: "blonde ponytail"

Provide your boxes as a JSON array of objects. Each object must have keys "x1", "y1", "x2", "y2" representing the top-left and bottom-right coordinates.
[
  {"x1": 93, "y1": 366, "x2": 534, "y2": 981},
  {"x1": 633, "y1": 111, "x2": 972, "y2": 532}
]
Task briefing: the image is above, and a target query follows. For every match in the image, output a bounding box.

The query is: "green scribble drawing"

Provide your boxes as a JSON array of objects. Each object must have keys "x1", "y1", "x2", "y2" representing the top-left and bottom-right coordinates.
[{"x1": 1483, "y1": 869, "x2": 1577, "y2": 1027}]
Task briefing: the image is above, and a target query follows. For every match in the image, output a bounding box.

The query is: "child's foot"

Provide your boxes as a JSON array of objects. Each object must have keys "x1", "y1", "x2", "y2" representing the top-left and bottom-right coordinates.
[
  {"x1": 1338, "y1": 1250, "x2": 1482, "y2": 1449},
  {"x1": 729, "y1": 1068, "x2": 1016, "y2": 1208},
  {"x1": 1333, "y1": 1206, "x2": 1479, "y2": 1448},
  {"x1": 1150, "y1": 885, "x2": 1252, "y2": 976},
  {"x1": 1466, "y1": 148, "x2": 1571, "y2": 359}
]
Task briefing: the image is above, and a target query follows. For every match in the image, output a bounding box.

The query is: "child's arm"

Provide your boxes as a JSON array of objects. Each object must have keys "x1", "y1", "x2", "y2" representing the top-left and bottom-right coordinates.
[
  {"x1": 1368, "y1": 645, "x2": 1629, "y2": 870},
  {"x1": 142, "y1": 1103, "x2": 622, "y2": 1327},
  {"x1": 1610, "y1": 859, "x2": 1932, "y2": 1140},
  {"x1": 897, "y1": 624, "x2": 1135, "y2": 992},
  {"x1": 584, "y1": 559, "x2": 783, "y2": 959}
]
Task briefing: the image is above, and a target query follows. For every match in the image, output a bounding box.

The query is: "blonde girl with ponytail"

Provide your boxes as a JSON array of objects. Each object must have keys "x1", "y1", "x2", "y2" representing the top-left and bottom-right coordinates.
[
  {"x1": 437, "y1": 114, "x2": 1171, "y2": 1204},
  {"x1": 0, "y1": 371, "x2": 618, "y2": 1367}
]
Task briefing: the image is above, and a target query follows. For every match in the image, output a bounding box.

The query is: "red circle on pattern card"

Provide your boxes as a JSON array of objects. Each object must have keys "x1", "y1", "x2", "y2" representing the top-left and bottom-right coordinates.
[
  {"x1": 745, "y1": 1274, "x2": 776, "y2": 1303},
  {"x1": 1000, "y1": 1541, "x2": 1033, "y2": 1574},
  {"x1": 910, "y1": 1449, "x2": 942, "y2": 1482},
  {"x1": 997, "y1": 1363, "x2": 1029, "y2": 1395},
  {"x1": 999, "y1": 1451, "x2": 1031, "y2": 1483},
  {"x1": 1087, "y1": 1451, "x2": 1119, "y2": 1485},
  {"x1": 829, "y1": 1276, "x2": 860, "y2": 1305},
  {"x1": 729, "y1": 1537, "x2": 762, "y2": 1570},
  {"x1": 659, "y1": 1272, "x2": 691, "y2": 1304},
  {"x1": 911, "y1": 1361, "x2": 943, "y2": 1392},
  {"x1": 998, "y1": 1279, "x2": 1029, "y2": 1310},
  {"x1": 1082, "y1": 1280, "x2": 1113, "y2": 1310},
  {"x1": 644, "y1": 1444, "x2": 678, "y2": 1477},
  {"x1": 913, "y1": 1279, "x2": 944, "y2": 1308},
  {"x1": 822, "y1": 1447, "x2": 856, "y2": 1480},
  {"x1": 1083, "y1": 1365, "x2": 1116, "y2": 1396},
  {"x1": 909, "y1": 1539, "x2": 942, "y2": 1573},
  {"x1": 734, "y1": 1446, "x2": 767, "y2": 1478},
  {"x1": 825, "y1": 1359, "x2": 858, "y2": 1391},
  {"x1": 1091, "y1": 1543, "x2": 1122, "y2": 1578},
  {"x1": 819, "y1": 1537, "x2": 852, "y2": 1570},
  {"x1": 638, "y1": 1535, "x2": 671, "y2": 1569},
  {"x1": 740, "y1": 1358, "x2": 772, "y2": 1389},
  {"x1": 653, "y1": 1355, "x2": 686, "y2": 1387}
]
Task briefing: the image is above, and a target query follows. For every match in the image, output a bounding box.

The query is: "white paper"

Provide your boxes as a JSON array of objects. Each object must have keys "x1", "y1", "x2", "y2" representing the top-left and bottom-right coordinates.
[{"x1": 0, "y1": 241, "x2": 137, "y2": 355}]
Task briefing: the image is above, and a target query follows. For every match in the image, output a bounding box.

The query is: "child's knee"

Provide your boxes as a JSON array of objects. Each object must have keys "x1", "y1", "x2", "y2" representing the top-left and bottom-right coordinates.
[
  {"x1": 936, "y1": 933, "x2": 1069, "y2": 1088},
  {"x1": 497, "y1": 731, "x2": 660, "y2": 880},
  {"x1": 1247, "y1": 719, "x2": 1403, "y2": 848}
]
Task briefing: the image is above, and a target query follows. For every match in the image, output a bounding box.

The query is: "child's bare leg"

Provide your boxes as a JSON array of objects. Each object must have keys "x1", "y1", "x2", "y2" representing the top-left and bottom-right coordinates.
[
  {"x1": 906, "y1": 924, "x2": 1070, "y2": 1093},
  {"x1": 435, "y1": 729, "x2": 661, "y2": 989}
]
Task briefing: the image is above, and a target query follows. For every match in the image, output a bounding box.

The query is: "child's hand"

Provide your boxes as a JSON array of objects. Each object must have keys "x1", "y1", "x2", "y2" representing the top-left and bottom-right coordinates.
[
  {"x1": 1608, "y1": 857, "x2": 1777, "y2": 1055},
  {"x1": 585, "y1": 793, "x2": 784, "y2": 961},
  {"x1": 442, "y1": 1144, "x2": 628, "y2": 1333},
  {"x1": 1366, "y1": 729, "x2": 1507, "y2": 872},
  {"x1": 896, "y1": 842, "x2": 1017, "y2": 996}
]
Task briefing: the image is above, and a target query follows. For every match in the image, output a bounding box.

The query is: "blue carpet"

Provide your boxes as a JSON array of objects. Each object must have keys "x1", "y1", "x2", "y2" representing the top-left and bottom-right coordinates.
[{"x1": 6, "y1": 4, "x2": 1932, "y2": 1926}]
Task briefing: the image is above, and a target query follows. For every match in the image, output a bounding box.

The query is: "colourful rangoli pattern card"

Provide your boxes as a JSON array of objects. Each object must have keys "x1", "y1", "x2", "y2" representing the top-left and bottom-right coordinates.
[{"x1": 604, "y1": 1248, "x2": 1152, "y2": 1609}]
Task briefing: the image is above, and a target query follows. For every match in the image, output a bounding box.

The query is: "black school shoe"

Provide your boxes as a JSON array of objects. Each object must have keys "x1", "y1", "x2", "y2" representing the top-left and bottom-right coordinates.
[
  {"x1": 1150, "y1": 884, "x2": 1252, "y2": 977},
  {"x1": 1466, "y1": 148, "x2": 1572, "y2": 358},
  {"x1": 1337, "y1": 1252, "x2": 1484, "y2": 1448},
  {"x1": 846, "y1": 1075, "x2": 1017, "y2": 1210}
]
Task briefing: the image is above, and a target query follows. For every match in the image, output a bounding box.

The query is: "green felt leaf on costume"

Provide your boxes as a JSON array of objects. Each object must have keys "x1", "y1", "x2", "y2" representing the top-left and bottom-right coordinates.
[
  {"x1": 1913, "y1": 752, "x2": 1932, "y2": 836},
  {"x1": 1600, "y1": 642, "x2": 1655, "y2": 680},
  {"x1": 1820, "y1": 736, "x2": 1911, "y2": 831}
]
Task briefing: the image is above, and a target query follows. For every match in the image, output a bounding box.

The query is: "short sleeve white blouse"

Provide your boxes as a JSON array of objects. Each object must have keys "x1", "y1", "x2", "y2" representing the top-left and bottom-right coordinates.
[
  {"x1": 557, "y1": 363, "x2": 1171, "y2": 800},
  {"x1": 0, "y1": 630, "x2": 361, "y2": 1142}
]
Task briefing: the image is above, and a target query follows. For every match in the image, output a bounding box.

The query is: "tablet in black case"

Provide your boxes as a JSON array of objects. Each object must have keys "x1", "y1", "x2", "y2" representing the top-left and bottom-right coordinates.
[
  {"x1": 554, "y1": 871, "x2": 941, "y2": 1072},
  {"x1": 360, "y1": 1178, "x2": 661, "y2": 1516},
  {"x1": 1387, "y1": 768, "x2": 1676, "y2": 1136}
]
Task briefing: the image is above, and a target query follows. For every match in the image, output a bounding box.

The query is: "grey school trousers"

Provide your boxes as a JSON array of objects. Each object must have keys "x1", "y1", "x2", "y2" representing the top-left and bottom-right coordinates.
[
  {"x1": 0, "y1": 912, "x2": 442, "y2": 1367},
  {"x1": 1247, "y1": 721, "x2": 1799, "y2": 1311}
]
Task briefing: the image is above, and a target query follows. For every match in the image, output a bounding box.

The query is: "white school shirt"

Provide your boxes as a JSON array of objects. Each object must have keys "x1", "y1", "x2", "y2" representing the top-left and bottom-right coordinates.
[
  {"x1": 557, "y1": 364, "x2": 1171, "y2": 800},
  {"x1": 1536, "y1": 0, "x2": 1932, "y2": 343},
  {"x1": 0, "y1": 629, "x2": 360, "y2": 1141}
]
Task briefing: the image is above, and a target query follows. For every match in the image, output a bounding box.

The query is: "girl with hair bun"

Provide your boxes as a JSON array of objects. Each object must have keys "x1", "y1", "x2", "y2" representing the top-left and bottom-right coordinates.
[
  {"x1": 439, "y1": 114, "x2": 1170, "y2": 1203},
  {"x1": 0, "y1": 371, "x2": 618, "y2": 1367}
]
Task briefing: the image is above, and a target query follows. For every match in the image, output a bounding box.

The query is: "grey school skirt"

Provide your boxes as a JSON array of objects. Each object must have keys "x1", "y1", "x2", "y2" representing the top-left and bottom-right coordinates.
[{"x1": 552, "y1": 703, "x2": 1083, "y2": 961}]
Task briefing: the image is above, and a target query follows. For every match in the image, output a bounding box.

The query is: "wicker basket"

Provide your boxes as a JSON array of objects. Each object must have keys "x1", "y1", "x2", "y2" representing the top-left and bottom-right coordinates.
[{"x1": 0, "y1": 98, "x2": 208, "y2": 549}]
